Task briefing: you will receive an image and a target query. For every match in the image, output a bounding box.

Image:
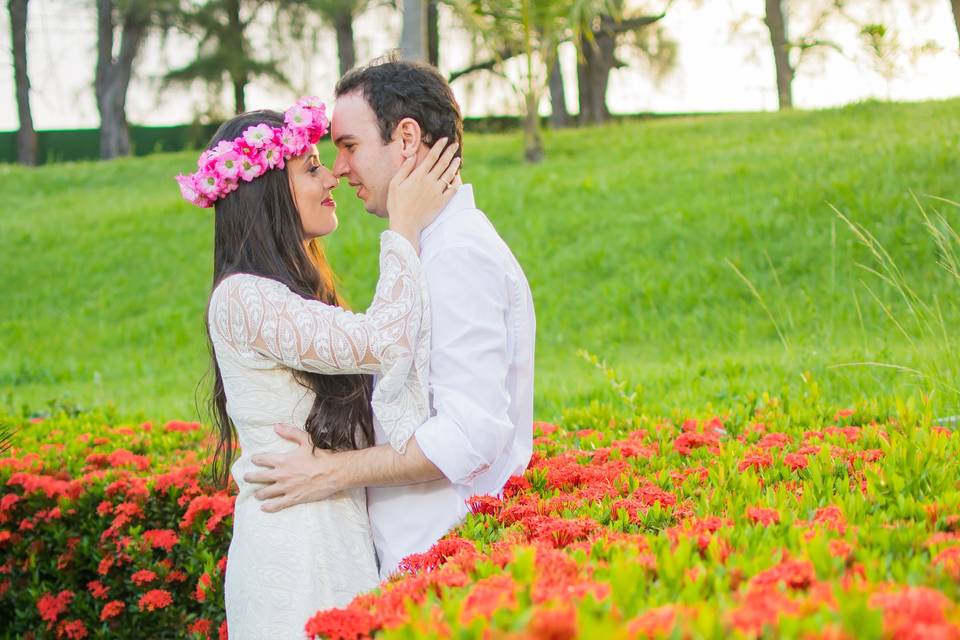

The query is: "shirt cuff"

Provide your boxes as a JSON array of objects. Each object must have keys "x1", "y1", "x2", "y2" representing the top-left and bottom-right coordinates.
[{"x1": 414, "y1": 416, "x2": 491, "y2": 487}]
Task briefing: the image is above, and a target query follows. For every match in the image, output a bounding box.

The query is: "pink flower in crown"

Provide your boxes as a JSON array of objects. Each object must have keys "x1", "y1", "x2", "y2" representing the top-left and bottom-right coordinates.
[
  {"x1": 280, "y1": 127, "x2": 311, "y2": 157},
  {"x1": 214, "y1": 149, "x2": 242, "y2": 180},
  {"x1": 296, "y1": 96, "x2": 324, "y2": 110},
  {"x1": 233, "y1": 138, "x2": 257, "y2": 158},
  {"x1": 261, "y1": 146, "x2": 284, "y2": 171},
  {"x1": 242, "y1": 124, "x2": 275, "y2": 148},
  {"x1": 196, "y1": 172, "x2": 222, "y2": 198},
  {"x1": 284, "y1": 105, "x2": 315, "y2": 130},
  {"x1": 220, "y1": 180, "x2": 239, "y2": 196},
  {"x1": 209, "y1": 140, "x2": 235, "y2": 160},
  {"x1": 175, "y1": 174, "x2": 203, "y2": 205},
  {"x1": 238, "y1": 156, "x2": 264, "y2": 181}
]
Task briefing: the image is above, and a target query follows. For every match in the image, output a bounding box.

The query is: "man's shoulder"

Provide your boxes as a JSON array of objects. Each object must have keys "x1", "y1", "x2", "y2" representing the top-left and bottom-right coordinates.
[{"x1": 422, "y1": 207, "x2": 509, "y2": 264}]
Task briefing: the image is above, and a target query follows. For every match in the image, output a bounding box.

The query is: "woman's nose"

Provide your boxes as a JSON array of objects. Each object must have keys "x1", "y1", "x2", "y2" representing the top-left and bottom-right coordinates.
[{"x1": 321, "y1": 165, "x2": 339, "y2": 189}]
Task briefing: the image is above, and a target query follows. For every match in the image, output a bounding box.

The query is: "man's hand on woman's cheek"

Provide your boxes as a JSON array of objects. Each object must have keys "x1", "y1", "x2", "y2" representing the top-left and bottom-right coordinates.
[{"x1": 243, "y1": 424, "x2": 343, "y2": 513}]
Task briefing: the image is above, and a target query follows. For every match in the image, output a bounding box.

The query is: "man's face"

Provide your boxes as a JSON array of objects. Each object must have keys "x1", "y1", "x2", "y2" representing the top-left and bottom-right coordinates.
[{"x1": 331, "y1": 92, "x2": 404, "y2": 218}]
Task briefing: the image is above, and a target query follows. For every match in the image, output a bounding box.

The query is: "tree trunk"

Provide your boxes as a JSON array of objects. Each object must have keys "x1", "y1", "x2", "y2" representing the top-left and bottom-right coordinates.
[
  {"x1": 576, "y1": 25, "x2": 615, "y2": 125},
  {"x1": 333, "y1": 8, "x2": 356, "y2": 75},
  {"x1": 548, "y1": 49, "x2": 570, "y2": 129},
  {"x1": 232, "y1": 77, "x2": 247, "y2": 113},
  {"x1": 95, "y1": 0, "x2": 146, "y2": 159},
  {"x1": 764, "y1": 0, "x2": 794, "y2": 110},
  {"x1": 427, "y1": 0, "x2": 439, "y2": 66},
  {"x1": 9, "y1": 0, "x2": 36, "y2": 165},
  {"x1": 951, "y1": 0, "x2": 960, "y2": 49},
  {"x1": 523, "y1": 90, "x2": 543, "y2": 163},
  {"x1": 226, "y1": 0, "x2": 246, "y2": 113},
  {"x1": 400, "y1": 0, "x2": 427, "y2": 61}
]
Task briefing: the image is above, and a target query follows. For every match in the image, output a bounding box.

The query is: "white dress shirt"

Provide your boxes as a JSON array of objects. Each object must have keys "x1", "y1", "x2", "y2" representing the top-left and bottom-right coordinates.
[{"x1": 366, "y1": 184, "x2": 536, "y2": 578}]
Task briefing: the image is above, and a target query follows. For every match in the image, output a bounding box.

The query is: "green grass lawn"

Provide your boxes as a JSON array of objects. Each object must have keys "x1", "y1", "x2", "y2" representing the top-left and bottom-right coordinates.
[{"x1": 2, "y1": 98, "x2": 960, "y2": 422}]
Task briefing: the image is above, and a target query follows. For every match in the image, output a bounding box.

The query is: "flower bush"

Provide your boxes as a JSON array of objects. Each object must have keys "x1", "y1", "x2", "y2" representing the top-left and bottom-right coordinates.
[{"x1": 2, "y1": 394, "x2": 959, "y2": 639}]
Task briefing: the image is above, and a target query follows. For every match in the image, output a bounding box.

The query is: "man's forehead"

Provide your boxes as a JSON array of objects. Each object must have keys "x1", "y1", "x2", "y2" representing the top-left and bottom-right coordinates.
[{"x1": 331, "y1": 93, "x2": 377, "y2": 138}]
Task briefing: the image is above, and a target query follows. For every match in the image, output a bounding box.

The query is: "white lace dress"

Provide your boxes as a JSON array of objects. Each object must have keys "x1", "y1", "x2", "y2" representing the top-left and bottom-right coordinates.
[{"x1": 207, "y1": 231, "x2": 430, "y2": 640}]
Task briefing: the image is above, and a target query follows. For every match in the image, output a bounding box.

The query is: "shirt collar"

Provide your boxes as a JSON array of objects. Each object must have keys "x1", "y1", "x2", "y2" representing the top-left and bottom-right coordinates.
[{"x1": 420, "y1": 184, "x2": 475, "y2": 243}]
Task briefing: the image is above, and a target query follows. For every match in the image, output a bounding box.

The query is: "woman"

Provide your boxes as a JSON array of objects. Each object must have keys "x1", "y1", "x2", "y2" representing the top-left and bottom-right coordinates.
[{"x1": 175, "y1": 98, "x2": 459, "y2": 639}]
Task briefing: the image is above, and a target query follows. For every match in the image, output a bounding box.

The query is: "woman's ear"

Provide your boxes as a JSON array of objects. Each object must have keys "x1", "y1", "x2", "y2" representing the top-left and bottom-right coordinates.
[{"x1": 395, "y1": 118, "x2": 423, "y2": 158}]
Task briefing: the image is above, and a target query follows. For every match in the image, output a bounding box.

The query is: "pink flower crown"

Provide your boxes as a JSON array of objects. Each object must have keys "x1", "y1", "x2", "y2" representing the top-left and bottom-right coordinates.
[{"x1": 175, "y1": 97, "x2": 329, "y2": 208}]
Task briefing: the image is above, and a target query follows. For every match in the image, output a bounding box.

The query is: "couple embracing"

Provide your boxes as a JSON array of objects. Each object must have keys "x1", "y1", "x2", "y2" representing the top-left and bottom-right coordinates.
[{"x1": 175, "y1": 58, "x2": 535, "y2": 638}]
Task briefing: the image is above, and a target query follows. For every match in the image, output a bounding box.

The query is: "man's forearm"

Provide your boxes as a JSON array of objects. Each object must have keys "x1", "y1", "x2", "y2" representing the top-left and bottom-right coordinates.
[{"x1": 334, "y1": 436, "x2": 444, "y2": 490}]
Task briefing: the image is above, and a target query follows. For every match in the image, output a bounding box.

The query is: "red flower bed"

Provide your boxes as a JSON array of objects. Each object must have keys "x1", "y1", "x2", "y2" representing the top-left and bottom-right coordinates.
[{"x1": 2, "y1": 400, "x2": 960, "y2": 639}]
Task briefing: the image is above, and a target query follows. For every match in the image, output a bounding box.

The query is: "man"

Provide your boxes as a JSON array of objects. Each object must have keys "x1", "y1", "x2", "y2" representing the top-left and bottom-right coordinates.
[{"x1": 243, "y1": 57, "x2": 535, "y2": 578}]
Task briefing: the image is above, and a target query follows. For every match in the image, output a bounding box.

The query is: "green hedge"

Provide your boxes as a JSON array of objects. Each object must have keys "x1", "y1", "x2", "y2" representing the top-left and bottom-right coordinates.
[
  {"x1": 0, "y1": 123, "x2": 221, "y2": 165},
  {"x1": 0, "y1": 112, "x2": 701, "y2": 165}
]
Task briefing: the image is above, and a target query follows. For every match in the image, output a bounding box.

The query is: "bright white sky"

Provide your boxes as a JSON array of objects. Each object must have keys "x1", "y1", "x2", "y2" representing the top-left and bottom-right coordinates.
[{"x1": 1, "y1": 0, "x2": 958, "y2": 130}]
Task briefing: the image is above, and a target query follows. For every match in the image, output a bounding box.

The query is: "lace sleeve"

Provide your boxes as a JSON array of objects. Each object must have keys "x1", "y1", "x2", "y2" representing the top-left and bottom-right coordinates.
[{"x1": 209, "y1": 230, "x2": 431, "y2": 453}]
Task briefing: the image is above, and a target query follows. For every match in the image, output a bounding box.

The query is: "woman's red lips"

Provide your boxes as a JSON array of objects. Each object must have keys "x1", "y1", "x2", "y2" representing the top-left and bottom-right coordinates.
[{"x1": 322, "y1": 197, "x2": 336, "y2": 207}]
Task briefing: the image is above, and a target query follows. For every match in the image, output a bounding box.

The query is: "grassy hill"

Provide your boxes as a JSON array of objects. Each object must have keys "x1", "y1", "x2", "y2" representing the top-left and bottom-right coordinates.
[{"x1": 2, "y1": 98, "x2": 959, "y2": 422}]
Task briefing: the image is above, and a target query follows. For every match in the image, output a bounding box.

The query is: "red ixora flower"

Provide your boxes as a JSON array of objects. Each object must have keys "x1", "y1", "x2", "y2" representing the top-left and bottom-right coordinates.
[
  {"x1": 869, "y1": 586, "x2": 957, "y2": 638},
  {"x1": 188, "y1": 618, "x2": 212, "y2": 637},
  {"x1": 37, "y1": 590, "x2": 74, "y2": 627},
  {"x1": 56, "y1": 619, "x2": 88, "y2": 639},
  {"x1": 784, "y1": 452, "x2": 809, "y2": 471},
  {"x1": 164, "y1": 420, "x2": 201, "y2": 432},
  {"x1": 180, "y1": 493, "x2": 235, "y2": 533},
  {"x1": 138, "y1": 589, "x2": 173, "y2": 612},
  {"x1": 627, "y1": 605, "x2": 689, "y2": 638},
  {"x1": 527, "y1": 606, "x2": 577, "y2": 640},
  {"x1": 398, "y1": 537, "x2": 478, "y2": 573},
  {"x1": 933, "y1": 546, "x2": 960, "y2": 580},
  {"x1": 100, "y1": 600, "x2": 125, "y2": 621},
  {"x1": 738, "y1": 452, "x2": 773, "y2": 472},
  {"x1": 195, "y1": 572, "x2": 212, "y2": 602},
  {"x1": 131, "y1": 569, "x2": 157, "y2": 586},
  {"x1": 674, "y1": 431, "x2": 721, "y2": 456},
  {"x1": 750, "y1": 557, "x2": 816, "y2": 591},
  {"x1": 143, "y1": 529, "x2": 179, "y2": 552},
  {"x1": 86, "y1": 580, "x2": 109, "y2": 600},
  {"x1": 466, "y1": 494, "x2": 502, "y2": 516},
  {"x1": 746, "y1": 507, "x2": 780, "y2": 527},
  {"x1": 304, "y1": 606, "x2": 378, "y2": 640},
  {"x1": 462, "y1": 574, "x2": 517, "y2": 622}
]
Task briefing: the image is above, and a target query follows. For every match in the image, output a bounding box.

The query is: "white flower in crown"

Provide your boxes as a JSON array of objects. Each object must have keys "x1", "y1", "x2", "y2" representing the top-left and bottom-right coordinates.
[{"x1": 243, "y1": 124, "x2": 274, "y2": 148}]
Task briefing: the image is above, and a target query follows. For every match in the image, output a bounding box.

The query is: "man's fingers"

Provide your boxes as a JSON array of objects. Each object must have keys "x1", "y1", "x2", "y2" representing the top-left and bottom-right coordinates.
[
  {"x1": 274, "y1": 424, "x2": 308, "y2": 445},
  {"x1": 249, "y1": 454, "x2": 278, "y2": 469},
  {"x1": 243, "y1": 469, "x2": 276, "y2": 484},
  {"x1": 428, "y1": 142, "x2": 460, "y2": 181},
  {"x1": 260, "y1": 497, "x2": 292, "y2": 513},
  {"x1": 254, "y1": 483, "x2": 287, "y2": 501}
]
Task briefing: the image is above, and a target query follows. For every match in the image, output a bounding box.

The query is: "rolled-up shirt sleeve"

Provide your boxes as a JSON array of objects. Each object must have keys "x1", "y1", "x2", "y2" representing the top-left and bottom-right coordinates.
[{"x1": 414, "y1": 244, "x2": 514, "y2": 487}]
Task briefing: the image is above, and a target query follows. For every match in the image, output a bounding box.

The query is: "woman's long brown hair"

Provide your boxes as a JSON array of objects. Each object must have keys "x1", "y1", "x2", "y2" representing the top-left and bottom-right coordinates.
[{"x1": 204, "y1": 110, "x2": 373, "y2": 488}]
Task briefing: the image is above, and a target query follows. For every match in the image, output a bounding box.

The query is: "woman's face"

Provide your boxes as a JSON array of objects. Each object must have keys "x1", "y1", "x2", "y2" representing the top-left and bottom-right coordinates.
[{"x1": 288, "y1": 145, "x2": 339, "y2": 239}]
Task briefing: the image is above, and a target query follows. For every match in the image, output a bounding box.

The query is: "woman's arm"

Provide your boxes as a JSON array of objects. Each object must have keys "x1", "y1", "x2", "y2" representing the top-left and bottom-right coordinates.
[{"x1": 209, "y1": 230, "x2": 423, "y2": 376}]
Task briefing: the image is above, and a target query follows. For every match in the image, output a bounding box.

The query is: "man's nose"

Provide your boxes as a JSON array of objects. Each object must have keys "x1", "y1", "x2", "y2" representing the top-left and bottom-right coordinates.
[{"x1": 332, "y1": 152, "x2": 349, "y2": 178}]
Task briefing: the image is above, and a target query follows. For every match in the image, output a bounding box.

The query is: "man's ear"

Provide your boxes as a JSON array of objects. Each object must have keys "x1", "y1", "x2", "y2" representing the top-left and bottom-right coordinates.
[{"x1": 395, "y1": 118, "x2": 423, "y2": 158}]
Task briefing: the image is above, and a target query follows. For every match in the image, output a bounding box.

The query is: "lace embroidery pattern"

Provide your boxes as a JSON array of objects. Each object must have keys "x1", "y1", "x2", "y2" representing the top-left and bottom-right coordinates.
[{"x1": 209, "y1": 230, "x2": 431, "y2": 453}]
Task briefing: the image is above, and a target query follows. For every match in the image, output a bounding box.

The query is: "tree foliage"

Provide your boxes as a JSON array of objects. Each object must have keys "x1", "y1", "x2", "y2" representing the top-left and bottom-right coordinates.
[{"x1": 165, "y1": 0, "x2": 288, "y2": 115}]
